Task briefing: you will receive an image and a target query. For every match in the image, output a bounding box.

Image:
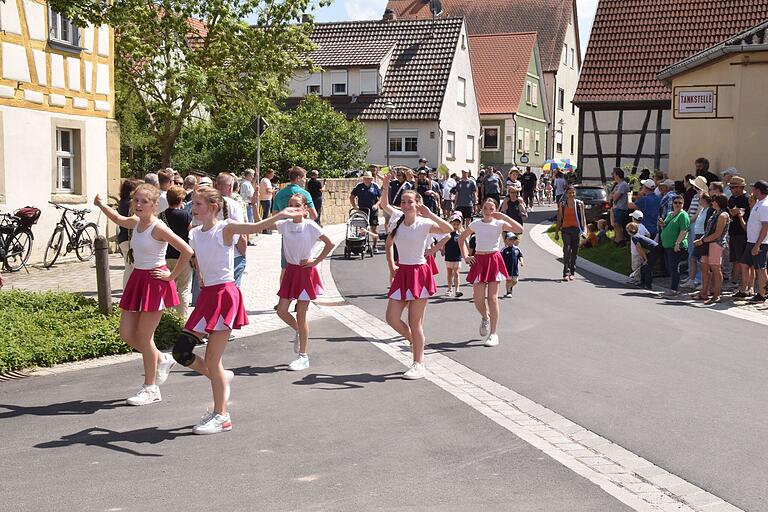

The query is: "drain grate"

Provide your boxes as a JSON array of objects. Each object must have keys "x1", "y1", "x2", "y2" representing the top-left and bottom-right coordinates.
[{"x1": 0, "y1": 371, "x2": 30, "y2": 382}]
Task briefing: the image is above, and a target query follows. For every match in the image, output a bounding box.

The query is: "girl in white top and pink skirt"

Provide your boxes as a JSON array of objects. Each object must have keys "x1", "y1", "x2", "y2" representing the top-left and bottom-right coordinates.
[
  {"x1": 275, "y1": 194, "x2": 335, "y2": 372},
  {"x1": 175, "y1": 186, "x2": 305, "y2": 435},
  {"x1": 459, "y1": 197, "x2": 523, "y2": 347},
  {"x1": 94, "y1": 185, "x2": 193, "y2": 407},
  {"x1": 381, "y1": 173, "x2": 452, "y2": 380}
]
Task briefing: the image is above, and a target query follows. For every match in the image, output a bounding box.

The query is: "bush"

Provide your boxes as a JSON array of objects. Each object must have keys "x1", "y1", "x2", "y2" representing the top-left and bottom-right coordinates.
[{"x1": 0, "y1": 291, "x2": 184, "y2": 374}]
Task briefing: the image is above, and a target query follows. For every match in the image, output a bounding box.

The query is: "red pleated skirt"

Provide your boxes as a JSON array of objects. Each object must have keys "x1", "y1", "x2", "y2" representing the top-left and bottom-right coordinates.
[
  {"x1": 426, "y1": 254, "x2": 440, "y2": 275},
  {"x1": 466, "y1": 252, "x2": 509, "y2": 284},
  {"x1": 119, "y1": 267, "x2": 179, "y2": 312},
  {"x1": 388, "y1": 263, "x2": 436, "y2": 301},
  {"x1": 185, "y1": 282, "x2": 248, "y2": 333},
  {"x1": 277, "y1": 264, "x2": 325, "y2": 301}
]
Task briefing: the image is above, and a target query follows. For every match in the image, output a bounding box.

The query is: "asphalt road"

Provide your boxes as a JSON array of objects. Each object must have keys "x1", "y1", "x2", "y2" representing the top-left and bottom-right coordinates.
[
  {"x1": 331, "y1": 209, "x2": 768, "y2": 512},
  {"x1": 1, "y1": 315, "x2": 632, "y2": 511}
]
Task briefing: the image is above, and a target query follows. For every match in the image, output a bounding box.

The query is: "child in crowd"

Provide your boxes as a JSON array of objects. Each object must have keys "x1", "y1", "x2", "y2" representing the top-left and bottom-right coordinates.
[
  {"x1": 501, "y1": 233, "x2": 524, "y2": 297},
  {"x1": 627, "y1": 211, "x2": 650, "y2": 284},
  {"x1": 582, "y1": 222, "x2": 599, "y2": 249},
  {"x1": 442, "y1": 211, "x2": 464, "y2": 298},
  {"x1": 597, "y1": 219, "x2": 609, "y2": 244}
]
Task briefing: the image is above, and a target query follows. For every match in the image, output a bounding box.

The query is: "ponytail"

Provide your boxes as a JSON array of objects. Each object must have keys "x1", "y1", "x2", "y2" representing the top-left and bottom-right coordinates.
[
  {"x1": 222, "y1": 197, "x2": 229, "y2": 220},
  {"x1": 390, "y1": 214, "x2": 406, "y2": 238}
]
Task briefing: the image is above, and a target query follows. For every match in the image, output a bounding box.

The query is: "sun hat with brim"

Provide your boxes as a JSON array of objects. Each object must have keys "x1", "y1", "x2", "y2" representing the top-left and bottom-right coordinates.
[
  {"x1": 505, "y1": 232, "x2": 518, "y2": 240},
  {"x1": 362, "y1": 171, "x2": 373, "y2": 178},
  {"x1": 450, "y1": 212, "x2": 463, "y2": 222},
  {"x1": 641, "y1": 179, "x2": 656, "y2": 189},
  {"x1": 689, "y1": 175, "x2": 708, "y2": 192},
  {"x1": 199, "y1": 177, "x2": 213, "y2": 186},
  {"x1": 729, "y1": 176, "x2": 746, "y2": 187}
]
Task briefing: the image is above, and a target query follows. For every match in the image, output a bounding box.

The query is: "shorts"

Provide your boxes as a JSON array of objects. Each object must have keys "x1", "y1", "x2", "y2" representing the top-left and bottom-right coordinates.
[
  {"x1": 442, "y1": 199, "x2": 453, "y2": 212},
  {"x1": 457, "y1": 206, "x2": 473, "y2": 221},
  {"x1": 445, "y1": 261, "x2": 461, "y2": 269},
  {"x1": 704, "y1": 243, "x2": 724, "y2": 265},
  {"x1": 613, "y1": 208, "x2": 630, "y2": 228},
  {"x1": 729, "y1": 234, "x2": 746, "y2": 263},
  {"x1": 741, "y1": 242, "x2": 768, "y2": 269},
  {"x1": 368, "y1": 208, "x2": 380, "y2": 227}
]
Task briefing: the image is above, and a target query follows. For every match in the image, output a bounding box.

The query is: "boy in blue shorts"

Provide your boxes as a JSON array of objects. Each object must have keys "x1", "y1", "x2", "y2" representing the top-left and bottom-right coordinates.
[{"x1": 501, "y1": 233, "x2": 524, "y2": 297}]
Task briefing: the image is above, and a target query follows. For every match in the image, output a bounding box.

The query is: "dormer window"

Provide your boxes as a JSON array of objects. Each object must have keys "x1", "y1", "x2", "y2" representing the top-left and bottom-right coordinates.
[
  {"x1": 331, "y1": 70, "x2": 347, "y2": 95},
  {"x1": 360, "y1": 69, "x2": 378, "y2": 95},
  {"x1": 49, "y1": 8, "x2": 79, "y2": 47}
]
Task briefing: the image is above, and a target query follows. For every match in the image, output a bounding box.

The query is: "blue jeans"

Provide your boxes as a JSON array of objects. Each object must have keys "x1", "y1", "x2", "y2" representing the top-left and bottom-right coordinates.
[
  {"x1": 633, "y1": 234, "x2": 658, "y2": 289},
  {"x1": 245, "y1": 204, "x2": 254, "y2": 223},
  {"x1": 664, "y1": 248, "x2": 683, "y2": 291}
]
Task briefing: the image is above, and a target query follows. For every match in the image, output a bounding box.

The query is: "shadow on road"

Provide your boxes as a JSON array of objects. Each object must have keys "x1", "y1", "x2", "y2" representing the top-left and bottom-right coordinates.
[
  {"x1": 0, "y1": 399, "x2": 125, "y2": 418},
  {"x1": 34, "y1": 425, "x2": 194, "y2": 457},
  {"x1": 323, "y1": 335, "x2": 368, "y2": 343},
  {"x1": 293, "y1": 372, "x2": 403, "y2": 390},
  {"x1": 179, "y1": 364, "x2": 287, "y2": 378},
  {"x1": 428, "y1": 339, "x2": 483, "y2": 354}
]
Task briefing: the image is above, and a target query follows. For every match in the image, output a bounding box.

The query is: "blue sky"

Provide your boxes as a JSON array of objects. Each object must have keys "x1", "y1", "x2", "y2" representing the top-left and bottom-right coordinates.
[{"x1": 286, "y1": 0, "x2": 599, "y2": 55}]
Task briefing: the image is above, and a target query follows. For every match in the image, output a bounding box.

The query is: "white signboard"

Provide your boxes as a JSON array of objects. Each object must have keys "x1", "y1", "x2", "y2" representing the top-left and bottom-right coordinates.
[{"x1": 679, "y1": 91, "x2": 714, "y2": 114}]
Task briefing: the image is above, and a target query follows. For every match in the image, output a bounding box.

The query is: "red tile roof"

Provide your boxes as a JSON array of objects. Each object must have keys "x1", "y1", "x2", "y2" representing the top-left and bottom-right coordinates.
[
  {"x1": 386, "y1": 0, "x2": 575, "y2": 72},
  {"x1": 574, "y1": 0, "x2": 768, "y2": 105},
  {"x1": 468, "y1": 32, "x2": 538, "y2": 115}
]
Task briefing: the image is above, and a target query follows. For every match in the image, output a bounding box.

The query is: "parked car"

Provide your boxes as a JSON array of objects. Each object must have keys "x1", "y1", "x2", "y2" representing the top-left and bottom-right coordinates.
[{"x1": 574, "y1": 185, "x2": 610, "y2": 224}]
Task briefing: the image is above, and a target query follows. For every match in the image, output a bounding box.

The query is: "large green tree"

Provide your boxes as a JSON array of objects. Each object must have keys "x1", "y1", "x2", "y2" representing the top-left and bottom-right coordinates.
[{"x1": 48, "y1": 0, "x2": 326, "y2": 167}]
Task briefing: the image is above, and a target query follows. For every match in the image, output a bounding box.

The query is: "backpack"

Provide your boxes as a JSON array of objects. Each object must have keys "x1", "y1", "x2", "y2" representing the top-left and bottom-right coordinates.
[{"x1": 14, "y1": 207, "x2": 41, "y2": 229}]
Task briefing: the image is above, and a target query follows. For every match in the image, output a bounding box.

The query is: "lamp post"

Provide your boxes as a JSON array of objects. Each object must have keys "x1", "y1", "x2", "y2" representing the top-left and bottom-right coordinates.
[{"x1": 385, "y1": 100, "x2": 395, "y2": 167}]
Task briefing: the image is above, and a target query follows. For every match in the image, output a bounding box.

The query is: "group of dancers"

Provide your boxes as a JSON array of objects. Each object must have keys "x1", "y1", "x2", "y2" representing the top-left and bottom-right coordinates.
[{"x1": 94, "y1": 170, "x2": 523, "y2": 435}]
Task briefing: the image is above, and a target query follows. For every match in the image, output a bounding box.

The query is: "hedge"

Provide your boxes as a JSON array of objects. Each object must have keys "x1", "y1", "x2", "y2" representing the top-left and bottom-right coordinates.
[{"x1": 0, "y1": 291, "x2": 184, "y2": 374}]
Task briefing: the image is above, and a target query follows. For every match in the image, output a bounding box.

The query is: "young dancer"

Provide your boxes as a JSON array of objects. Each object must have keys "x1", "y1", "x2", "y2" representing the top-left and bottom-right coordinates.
[
  {"x1": 501, "y1": 233, "x2": 524, "y2": 297},
  {"x1": 94, "y1": 186, "x2": 193, "y2": 406},
  {"x1": 460, "y1": 198, "x2": 523, "y2": 347},
  {"x1": 172, "y1": 186, "x2": 302, "y2": 434},
  {"x1": 381, "y1": 173, "x2": 452, "y2": 379},
  {"x1": 275, "y1": 194, "x2": 335, "y2": 371},
  {"x1": 442, "y1": 211, "x2": 464, "y2": 298}
]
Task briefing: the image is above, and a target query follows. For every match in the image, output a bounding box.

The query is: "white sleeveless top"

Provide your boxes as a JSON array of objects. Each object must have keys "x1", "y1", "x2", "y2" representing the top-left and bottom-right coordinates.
[
  {"x1": 130, "y1": 220, "x2": 168, "y2": 270},
  {"x1": 189, "y1": 220, "x2": 234, "y2": 287}
]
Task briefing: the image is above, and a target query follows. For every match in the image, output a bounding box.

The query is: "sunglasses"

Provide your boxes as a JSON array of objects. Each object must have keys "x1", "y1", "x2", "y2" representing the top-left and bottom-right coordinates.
[{"x1": 673, "y1": 201, "x2": 684, "y2": 205}]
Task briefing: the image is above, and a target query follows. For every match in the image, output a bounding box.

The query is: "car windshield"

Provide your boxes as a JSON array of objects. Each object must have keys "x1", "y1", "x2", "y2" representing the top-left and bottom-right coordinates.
[{"x1": 576, "y1": 188, "x2": 606, "y2": 201}]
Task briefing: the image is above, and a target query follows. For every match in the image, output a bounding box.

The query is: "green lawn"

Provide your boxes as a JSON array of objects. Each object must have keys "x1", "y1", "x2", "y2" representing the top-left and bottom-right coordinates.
[{"x1": 546, "y1": 225, "x2": 632, "y2": 276}]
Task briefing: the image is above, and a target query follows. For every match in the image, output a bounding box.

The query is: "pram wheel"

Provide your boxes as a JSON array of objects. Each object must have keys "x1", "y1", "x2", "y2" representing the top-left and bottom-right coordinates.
[{"x1": 344, "y1": 247, "x2": 351, "y2": 259}]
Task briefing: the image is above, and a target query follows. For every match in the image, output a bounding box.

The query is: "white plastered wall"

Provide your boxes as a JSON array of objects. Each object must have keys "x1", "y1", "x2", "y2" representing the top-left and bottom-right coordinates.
[{"x1": 554, "y1": 11, "x2": 581, "y2": 160}]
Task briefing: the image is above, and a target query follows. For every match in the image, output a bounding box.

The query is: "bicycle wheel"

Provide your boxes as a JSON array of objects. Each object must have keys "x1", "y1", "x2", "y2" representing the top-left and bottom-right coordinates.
[
  {"x1": 3, "y1": 229, "x2": 33, "y2": 272},
  {"x1": 43, "y1": 226, "x2": 64, "y2": 268},
  {"x1": 75, "y1": 223, "x2": 99, "y2": 261}
]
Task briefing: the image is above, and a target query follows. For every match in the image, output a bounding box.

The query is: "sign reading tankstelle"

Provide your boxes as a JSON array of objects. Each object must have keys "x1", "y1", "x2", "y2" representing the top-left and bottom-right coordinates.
[{"x1": 678, "y1": 91, "x2": 714, "y2": 114}]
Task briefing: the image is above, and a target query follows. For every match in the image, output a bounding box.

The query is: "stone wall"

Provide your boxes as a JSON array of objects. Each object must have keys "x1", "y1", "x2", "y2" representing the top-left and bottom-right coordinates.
[{"x1": 313, "y1": 178, "x2": 362, "y2": 226}]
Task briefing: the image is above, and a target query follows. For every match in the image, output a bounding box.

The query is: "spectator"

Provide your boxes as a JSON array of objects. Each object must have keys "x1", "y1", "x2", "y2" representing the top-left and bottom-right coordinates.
[
  {"x1": 627, "y1": 211, "x2": 650, "y2": 284},
  {"x1": 452, "y1": 169, "x2": 478, "y2": 227},
  {"x1": 708, "y1": 181, "x2": 724, "y2": 196},
  {"x1": 521, "y1": 167, "x2": 537, "y2": 209},
  {"x1": 658, "y1": 179, "x2": 677, "y2": 220},
  {"x1": 653, "y1": 171, "x2": 666, "y2": 196},
  {"x1": 689, "y1": 193, "x2": 712, "y2": 289},
  {"x1": 506, "y1": 167, "x2": 521, "y2": 189},
  {"x1": 441, "y1": 173, "x2": 458, "y2": 219},
  {"x1": 721, "y1": 167, "x2": 740, "y2": 198},
  {"x1": 610, "y1": 168, "x2": 631, "y2": 245},
  {"x1": 416, "y1": 157, "x2": 431, "y2": 175},
  {"x1": 583, "y1": 222, "x2": 599, "y2": 248},
  {"x1": 553, "y1": 171, "x2": 568, "y2": 203},
  {"x1": 686, "y1": 176, "x2": 709, "y2": 287},
  {"x1": 634, "y1": 231, "x2": 660, "y2": 290},
  {"x1": 350, "y1": 170, "x2": 382, "y2": 253},
  {"x1": 117, "y1": 178, "x2": 143, "y2": 288},
  {"x1": 386, "y1": 169, "x2": 414, "y2": 224},
  {"x1": 500, "y1": 182, "x2": 527, "y2": 226},
  {"x1": 217, "y1": 173, "x2": 247, "y2": 285},
  {"x1": 307, "y1": 170, "x2": 325, "y2": 225},
  {"x1": 742, "y1": 180, "x2": 768, "y2": 303},
  {"x1": 728, "y1": 176, "x2": 750, "y2": 298},
  {"x1": 416, "y1": 170, "x2": 441, "y2": 214},
  {"x1": 659, "y1": 195, "x2": 690, "y2": 297},
  {"x1": 144, "y1": 172, "x2": 159, "y2": 187},
  {"x1": 554, "y1": 186, "x2": 587, "y2": 281},
  {"x1": 682, "y1": 173, "x2": 696, "y2": 211},
  {"x1": 695, "y1": 157, "x2": 719, "y2": 185},
  {"x1": 483, "y1": 168, "x2": 502, "y2": 205},
  {"x1": 501, "y1": 233, "x2": 524, "y2": 297},
  {"x1": 693, "y1": 194, "x2": 730, "y2": 304},
  {"x1": 259, "y1": 169, "x2": 276, "y2": 233},
  {"x1": 240, "y1": 169, "x2": 256, "y2": 223},
  {"x1": 183, "y1": 174, "x2": 197, "y2": 203},
  {"x1": 628, "y1": 179, "x2": 661, "y2": 238},
  {"x1": 160, "y1": 185, "x2": 193, "y2": 317},
  {"x1": 156, "y1": 169, "x2": 173, "y2": 213}
]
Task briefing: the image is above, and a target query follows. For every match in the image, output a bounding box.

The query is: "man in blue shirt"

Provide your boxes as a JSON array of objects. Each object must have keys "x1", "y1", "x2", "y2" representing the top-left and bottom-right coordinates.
[
  {"x1": 350, "y1": 170, "x2": 382, "y2": 253},
  {"x1": 628, "y1": 179, "x2": 662, "y2": 237}
]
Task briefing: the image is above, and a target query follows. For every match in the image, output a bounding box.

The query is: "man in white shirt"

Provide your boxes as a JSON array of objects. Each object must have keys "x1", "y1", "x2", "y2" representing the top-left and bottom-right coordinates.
[
  {"x1": 259, "y1": 169, "x2": 276, "y2": 233},
  {"x1": 156, "y1": 168, "x2": 173, "y2": 213},
  {"x1": 744, "y1": 180, "x2": 768, "y2": 302},
  {"x1": 240, "y1": 168, "x2": 256, "y2": 222},
  {"x1": 441, "y1": 173, "x2": 457, "y2": 219}
]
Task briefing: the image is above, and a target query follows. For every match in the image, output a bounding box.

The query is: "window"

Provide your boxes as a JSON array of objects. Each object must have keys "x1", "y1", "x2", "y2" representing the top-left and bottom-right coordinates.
[
  {"x1": 517, "y1": 127, "x2": 524, "y2": 153},
  {"x1": 555, "y1": 131, "x2": 563, "y2": 153},
  {"x1": 390, "y1": 130, "x2": 418, "y2": 154},
  {"x1": 482, "y1": 127, "x2": 499, "y2": 151},
  {"x1": 49, "y1": 8, "x2": 79, "y2": 47},
  {"x1": 570, "y1": 134, "x2": 575, "y2": 155},
  {"x1": 524, "y1": 129, "x2": 530, "y2": 152},
  {"x1": 446, "y1": 131, "x2": 455, "y2": 159},
  {"x1": 330, "y1": 70, "x2": 347, "y2": 95},
  {"x1": 466, "y1": 135, "x2": 475, "y2": 162},
  {"x1": 534, "y1": 131, "x2": 541, "y2": 155},
  {"x1": 563, "y1": 44, "x2": 568, "y2": 64},
  {"x1": 558, "y1": 88, "x2": 565, "y2": 110},
  {"x1": 572, "y1": 102, "x2": 576, "y2": 116},
  {"x1": 531, "y1": 83, "x2": 538, "y2": 107},
  {"x1": 306, "y1": 72, "x2": 321, "y2": 95},
  {"x1": 56, "y1": 129, "x2": 74, "y2": 193},
  {"x1": 571, "y1": 48, "x2": 575, "y2": 69},
  {"x1": 457, "y1": 77, "x2": 466, "y2": 105},
  {"x1": 360, "y1": 69, "x2": 378, "y2": 95},
  {"x1": 525, "y1": 82, "x2": 532, "y2": 104}
]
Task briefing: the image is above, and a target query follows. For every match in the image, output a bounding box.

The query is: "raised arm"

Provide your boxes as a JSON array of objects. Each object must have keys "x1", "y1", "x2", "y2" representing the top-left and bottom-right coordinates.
[
  {"x1": 224, "y1": 208, "x2": 303, "y2": 239},
  {"x1": 417, "y1": 204, "x2": 452, "y2": 234},
  {"x1": 94, "y1": 194, "x2": 137, "y2": 230},
  {"x1": 379, "y1": 174, "x2": 396, "y2": 215}
]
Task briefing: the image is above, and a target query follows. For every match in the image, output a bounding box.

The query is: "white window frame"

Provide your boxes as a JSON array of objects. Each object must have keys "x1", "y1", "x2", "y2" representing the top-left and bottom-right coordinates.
[
  {"x1": 517, "y1": 127, "x2": 524, "y2": 153},
  {"x1": 330, "y1": 70, "x2": 347, "y2": 96},
  {"x1": 524, "y1": 128, "x2": 530, "y2": 153},
  {"x1": 306, "y1": 72, "x2": 321, "y2": 95},
  {"x1": 532, "y1": 83, "x2": 538, "y2": 107},
  {"x1": 457, "y1": 77, "x2": 466, "y2": 105},
  {"x1": 555, "y1": 130, "x2": 564, "y2": 153},
  {"x1": 49, "y1": 8, "x2": 79, "y2": 47},
  {"x1": 56, "y1": 128, "x2": 75, "y2": 193},
  {"x1": 390, "y1": 129, "x2": 419, "y2": 155},
  {"x1": 481, "y1": 126, "x2": 500, "y2": 151},
  {"x1": 534, "y1": 131, "x2": 541, "y2": 155},
  {"x1": 558, "y1": 88, "x2": 565, "y2": 111},
  {"x1": 466, "y1": 135, "x2": 475, "y2": 162},
  {"x1": 526, "y1": 82, "x2": 532, "y2": 105},
  {"x1": 360, "y1": 69, "x2": 378, "y2": 95},
  {"x1": 446, "y1": 131, "x2": 455, "y2": 159}
]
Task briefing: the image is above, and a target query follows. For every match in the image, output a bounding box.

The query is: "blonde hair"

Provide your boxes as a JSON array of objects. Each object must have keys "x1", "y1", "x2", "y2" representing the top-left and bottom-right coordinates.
[
  {"x1": 194, "y1": 186, "x2": 229, "y2": 219},
  {"x1": 133, "y1": 183, "x2": 161, "y2": 204},
  {"x1": 626, "y1": 222, "x2": 639, "y2": 236},
  {"x1": 288, "y1": 193, "x2": 308, "y2": 207}
]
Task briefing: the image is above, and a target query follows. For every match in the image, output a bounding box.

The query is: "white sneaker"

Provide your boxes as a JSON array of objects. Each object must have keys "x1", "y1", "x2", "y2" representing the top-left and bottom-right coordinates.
[
  {"x1": 445, "y1": 289, "x2": 454, "y2": 298},
  {"x1": 484, "y1": 334, "x2": 500, "y2": 347},
  {"x1": 403, "y1": 362, "x2": 426, "y2": 380},
  {"x1": 288, "y1": 354, "x2": 310, "y2": 371},
  {"x1": 224, "y1": 370, "x2": 234, "y2": 403},
  {"x1": 155, "y1": 353, "x2": 175, "y2": 386},
  {"x1": 126, "y1": 385, "x2": 161, "y2": 406},
  {"x1": 293, "y1": 331, "x2": 300, "y2": 354},
  {"x1": 193, "y1": 412, "x2": 232, "y2": 435},
  {"x1": 479, "y1": 319, "x2": 490, "y2": 337}
]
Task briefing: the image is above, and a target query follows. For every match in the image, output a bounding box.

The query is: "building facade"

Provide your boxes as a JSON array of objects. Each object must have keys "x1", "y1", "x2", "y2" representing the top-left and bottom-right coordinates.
[{"x1": 0, "y1": 1, "x2": 119, "y2": 263}]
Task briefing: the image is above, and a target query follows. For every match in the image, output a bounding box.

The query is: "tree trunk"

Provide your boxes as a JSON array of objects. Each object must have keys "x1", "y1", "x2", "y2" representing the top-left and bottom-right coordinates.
[{"x1": 160, "y1": 136, "x2": 174, "y2": 168}]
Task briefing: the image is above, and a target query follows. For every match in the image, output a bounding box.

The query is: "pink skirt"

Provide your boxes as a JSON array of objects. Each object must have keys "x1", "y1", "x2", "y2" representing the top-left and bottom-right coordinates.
[
  {"x1": 120, "y1": 267, "x2": 179, "y2": 312},
  {"x1": 185, "y1": 282, "x2": 248, "y2": 333},
  {"x1": 426, "y1": 254, "x2": 440, "y2": 275},
  {"x1": 388, "y1": 263, "x2": 436, "y2": 301},
  {"x1": 277, "y1": 264, "x2": 325, "y2": 301},
  {"x1": 466, "y1": 252, "x2": 509, "y2": 284}
]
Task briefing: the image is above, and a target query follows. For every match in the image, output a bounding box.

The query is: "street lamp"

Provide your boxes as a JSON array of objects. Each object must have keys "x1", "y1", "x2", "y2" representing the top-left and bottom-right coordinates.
[{"x1": 384, "y1": 100, "x2": 395, "y2": 167}]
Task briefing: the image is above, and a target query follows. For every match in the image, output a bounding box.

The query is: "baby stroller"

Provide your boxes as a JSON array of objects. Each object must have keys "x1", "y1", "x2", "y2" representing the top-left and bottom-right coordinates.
[{"x1": 344, "y1": 208, "x2": 373, "y2": 259}]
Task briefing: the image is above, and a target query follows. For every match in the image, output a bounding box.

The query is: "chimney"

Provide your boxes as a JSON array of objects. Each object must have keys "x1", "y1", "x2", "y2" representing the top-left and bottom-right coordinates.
[{"x1": 383, "y1": 9, "x2": 396, "y2": 21}]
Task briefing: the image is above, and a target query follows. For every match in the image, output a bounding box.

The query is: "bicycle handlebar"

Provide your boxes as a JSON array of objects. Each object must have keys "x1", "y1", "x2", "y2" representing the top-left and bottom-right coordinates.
[{"x1": 48, "y1": 201, "x2": 91, "y2": 215}]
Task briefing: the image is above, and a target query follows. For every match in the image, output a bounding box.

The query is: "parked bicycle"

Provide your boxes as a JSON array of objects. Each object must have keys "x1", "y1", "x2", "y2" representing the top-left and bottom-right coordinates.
[
  {"x1": 0, "y1": 206, "x2": 41, "y2": 272},
  {"x1": 43, "y1": 202, "x2": 99, "y2": 268}
]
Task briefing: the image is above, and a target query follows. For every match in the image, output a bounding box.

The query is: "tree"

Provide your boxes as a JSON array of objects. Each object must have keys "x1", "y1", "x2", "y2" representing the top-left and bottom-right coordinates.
[{"x1": 48, "y1": 0, "x2": 327, "y2": 167}]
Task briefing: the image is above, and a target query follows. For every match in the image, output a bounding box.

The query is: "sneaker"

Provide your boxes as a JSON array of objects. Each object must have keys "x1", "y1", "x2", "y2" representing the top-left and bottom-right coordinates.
[
  {"x1": 731, "y1": 291, "x2": 748, "y2": 299},
  {"x1": 372, "y1": 245, "x2": 378, "y2": 255},
  {"x1": 484, "y1": 333, "x2": 499, "y2": 347},
  {"x1": 293, "y1": 331, "x2": 300, "y2": 354},
  {"x1": 748, "y1": 294, "x2": 767, "y2": 303},
  {"x1": 403, "y1": 362, "x2": 426, "y2": 380},
  {"x1": 193, "y1": 412, "x2": 232, "y2": 435},
  {"x1": 288, "y1": 354, "x2": 310, "y2": 371},
  {"x1": 155, "y1": 353, "x2": 176, "y2": 386},
  {"x1": 224, "y1": 370, "x2": 234, "y2": 403},
  {"x1": 454, "y1": 291, "x2": 463, "y2": 298},
  {"x1": 479, "y1": 318, "x2": 490, "y2": 337},
  {"x1": 663, "y1": 290, "x2": 681, "y2": 299},
  {"x1": 445, "y1": 289, "x2": 454, "y2": 298},
  {"x1": 126, "y1": 385, "x2": 161, "y2": 406}
]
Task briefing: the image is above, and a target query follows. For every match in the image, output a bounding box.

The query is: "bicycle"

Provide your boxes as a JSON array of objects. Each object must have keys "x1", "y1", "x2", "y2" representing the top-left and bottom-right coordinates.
[
  {"x1": 43, "y1": 202, "x2": 99, "y2": 268},
  {"x1": 0, "y1": 206, "x2": 40, "y2": 272}
]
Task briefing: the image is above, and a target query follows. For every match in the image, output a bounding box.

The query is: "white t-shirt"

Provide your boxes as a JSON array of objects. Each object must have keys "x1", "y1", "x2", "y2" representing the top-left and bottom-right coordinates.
[
  {"x1": 442, "y1": 178, "x2": 456, "y2": 200},
  {"x1": 630, "y1": 223, "x2": 650, "y2": 257},
  {"x1": 240, "y1": 179, "x2": 255, "y2": 202},
  {"x1": 469, "y1": 218, "x2": 504, "y2": 252},
  {"x1": 189, "y1": 221, "x2": 235, "y2": 287},
  {"x1": 259, "y1": 178, "x2": 274, "y2": 199},
  {"x1": 277, "y1": 219, "x2": 323, "y2": 265},
  {"x1": 157, "y1": 191, "x2": 169, "y2": 214},
  {"x1": 390, "y1": 210, "x2": 436, "y2": 265},
  {"x1": 746, "y1": 197, "x2": 768, "y2": 244}
]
